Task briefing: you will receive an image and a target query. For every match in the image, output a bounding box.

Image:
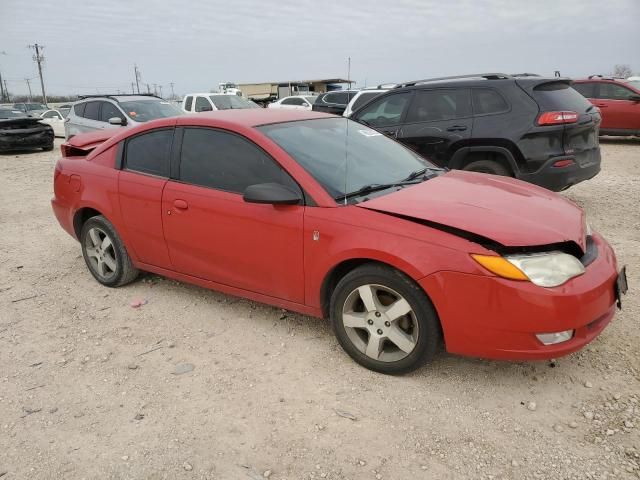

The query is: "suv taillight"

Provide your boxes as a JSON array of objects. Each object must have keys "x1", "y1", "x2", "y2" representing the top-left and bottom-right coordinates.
[{"x1": 537, "y1": 111, "x2": 579, "y2": 126}]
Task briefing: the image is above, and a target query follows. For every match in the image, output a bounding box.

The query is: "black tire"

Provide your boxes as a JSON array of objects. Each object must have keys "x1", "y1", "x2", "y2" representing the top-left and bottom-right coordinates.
[
  {"x1": 463, "y1": 159, "x2": 510, "y2": 176},
  {"x1": 330, "y1": 263, "x2": 441, "y2": 375},
  {"x1": 80, "y1": 215, "x2": 139, "y2": 287}
]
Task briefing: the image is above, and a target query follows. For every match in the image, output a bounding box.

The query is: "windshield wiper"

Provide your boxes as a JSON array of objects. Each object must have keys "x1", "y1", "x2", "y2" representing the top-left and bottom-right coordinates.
[{"x1": 335, "y1": 180, "x2": 423, "y2": 202}]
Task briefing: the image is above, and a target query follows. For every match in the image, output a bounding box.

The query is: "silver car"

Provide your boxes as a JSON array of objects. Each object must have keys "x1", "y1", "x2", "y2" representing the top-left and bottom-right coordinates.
[{"x1": 64, "y1": 94, "x2": 182, "y2": 139}]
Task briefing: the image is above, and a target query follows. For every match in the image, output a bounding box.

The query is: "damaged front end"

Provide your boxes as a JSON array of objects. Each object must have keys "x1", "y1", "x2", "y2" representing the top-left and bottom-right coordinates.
[{"x1": 0, "y1": 117, "x2": 54, "y2": 151}]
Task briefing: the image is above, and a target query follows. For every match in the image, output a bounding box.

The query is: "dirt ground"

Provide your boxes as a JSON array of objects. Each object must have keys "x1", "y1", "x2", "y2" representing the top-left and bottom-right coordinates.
[{"x1": 0, "y1": 138, "x2": 638, "y2": 480}]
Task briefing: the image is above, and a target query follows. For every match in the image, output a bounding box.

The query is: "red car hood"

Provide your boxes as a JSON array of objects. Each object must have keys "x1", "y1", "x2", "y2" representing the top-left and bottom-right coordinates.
[{"x1": 357, "y1": 171, "x2": 586, "y2": 251}]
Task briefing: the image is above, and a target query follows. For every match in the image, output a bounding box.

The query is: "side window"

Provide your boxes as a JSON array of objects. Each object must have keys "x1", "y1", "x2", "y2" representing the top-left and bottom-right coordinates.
[
  {"x1": 184, "y1": 96, "x2": 193, "y2": 111},
  {"x1": 572, "y1": 82, "x2": 596, "y2": 98},
  {"x1": 124, "y1": 129, "x2": 173, "y2": 177},
  {"x1": 84, "y1": 101, "x2": 101, "y2": 121},
  {"x1": 351, "y1": 92, "x2": 383, "y2": 111},
  {"x1": 323, "y1": 92, "x2": 349, "y2": 104},
  {"x1": 598, "y1": 83, "x2": 635, "y2": 100},
  {"x1": 282, "y1": 97, "x2": 304, "y2": 106},
  {"x1": 73, "y1": 102, "x2": 87, "y2": 118},
  {"x1": 42, "y1": 111, "x2": 58, "y2": 119},
  {"x1": 179, "y1": 128, "x2": 299, "y2": 194},
  {"x1": 355, "y1": 93, "x2": 411, "y2": 127},
  {"x1": 195, "y1": 96, "x2": 212, "y2": 112},
  {"x1": 471, "y1": 89, "x2": 509, "y2": 115},
  {"x1": 100, "y1": 102, "x2": 124, "y2": 122},
  {"x1": 406, "y1": 89, "x2": 471, "y2": 123}
]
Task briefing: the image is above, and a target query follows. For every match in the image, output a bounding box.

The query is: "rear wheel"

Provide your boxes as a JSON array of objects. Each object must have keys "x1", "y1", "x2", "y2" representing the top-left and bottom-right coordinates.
[
  {"x1": 80, "y1": 215, "x2": 139, "y2": 287},
  {"x1": 330, "y1": 263, "x2": 441, "y2": 374},
  {"x1": 463, "y1": 159, "x2": 510, "y2": 176}
]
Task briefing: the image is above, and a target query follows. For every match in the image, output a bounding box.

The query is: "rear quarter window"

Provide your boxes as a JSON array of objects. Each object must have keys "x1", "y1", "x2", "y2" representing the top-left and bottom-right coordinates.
[
  {"x1": 472, "y1": 89, "x2": 509, "y2": 115},
  {"x1": 572, "y1": 82, "x2": 596, "y2": 98},
  {"x1": 352, "y1": 92, "x2": 384, "y2": 111},
  {"x1": 532, "y1": 82, "x2": 593, "y2": 112},
  {"x1": 73, "y1": 103, "x2": 87, "y2": 117},
  {"x1": 83, "y1": 101, "x2": 101, "y2": 121}
]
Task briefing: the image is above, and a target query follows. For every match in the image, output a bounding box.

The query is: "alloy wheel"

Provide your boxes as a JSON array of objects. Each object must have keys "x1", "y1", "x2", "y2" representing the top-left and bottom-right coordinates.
[
  {"x1": 84, "y1": 227, "x2": 117, "y2": 280},
  {"x1": 341, "y1": 284, "x2": 419, "y2": 362}
]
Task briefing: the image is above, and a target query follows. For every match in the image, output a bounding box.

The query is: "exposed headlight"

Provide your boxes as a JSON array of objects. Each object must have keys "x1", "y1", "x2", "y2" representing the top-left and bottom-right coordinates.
[
  {"x1": 536, "y1": 330, "x2": 574, "y2": 345},
  {"x1": 472, "y1": 251, "x2": 585, "y2": 288}
]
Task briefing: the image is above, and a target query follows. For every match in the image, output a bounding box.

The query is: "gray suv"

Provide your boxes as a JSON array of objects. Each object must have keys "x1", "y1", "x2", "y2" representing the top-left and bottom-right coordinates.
[{"x1": 65, "y1": 94, "x2": 182, "y2": 139}]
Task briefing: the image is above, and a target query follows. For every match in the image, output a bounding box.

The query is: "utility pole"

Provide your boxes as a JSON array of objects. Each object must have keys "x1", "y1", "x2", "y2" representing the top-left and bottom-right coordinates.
[
  {"x1": 170, "y1": 82, "x2": 175, "y2": 99},
  {"x1": 131, "y1": 82, "x2": 135, "y2": 94},
  {"x1": 159, "y1": 85, "x2": 163, "y2": 98},
  {"x1": 0, "y1": 71, "x2": 5, "y2": 102},
  {"x1": 28, "y1": 43, "x2": 47, "y2": 106},
  {"x1": 152, "y1": 83, "x2": 158, "y2": 96},
  {"x1": 347, "y1": 56, "x2": 351, "y2": 89},
  {"x1": 25, "y1": 78, "x2": 33, "y2": 101},
  {"x1": 146, "y1": 83, "x2": 151, "y2": 94},
  {"x1": 3, "y1": 79, "x2": 10, "y2": 102},
  {"x1": 134, "y1": 64, "x2": 141, "y2": 94}
]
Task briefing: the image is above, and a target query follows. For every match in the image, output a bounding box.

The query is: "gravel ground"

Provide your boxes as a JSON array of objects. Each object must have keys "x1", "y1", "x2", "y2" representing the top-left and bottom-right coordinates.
[{"x1": 0, "y1": 137, "x2": 638, "y2": 480}]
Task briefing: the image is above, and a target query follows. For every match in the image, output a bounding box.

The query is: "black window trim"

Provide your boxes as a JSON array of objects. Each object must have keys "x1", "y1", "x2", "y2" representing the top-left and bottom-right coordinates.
[
  {"x1": 83, "y1": 101, "x2": 103, "y2": 122},
  {"x1": 573, "y1": 81, "x2": 597, "y2": 99},
  {"x1": 170, "y1": 125, "x2": 311, "y2": 205},
  {"x1": 121, "y1": 127, "x2": 175, "y2": 179},
  {"x1": 470, "y1": 87, "x2": 511, "y2": 117}
]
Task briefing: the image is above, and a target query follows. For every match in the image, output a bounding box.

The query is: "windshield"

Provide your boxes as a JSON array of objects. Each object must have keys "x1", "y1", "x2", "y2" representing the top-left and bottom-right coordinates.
[
  {"x1": 26, "y1": 104, "x2": 47, "y2": 111},
  {"x1": 119, "y1": 99, "x2": 182, "y2": 122},
  {"x1": 625, "y1": 80, "x2": 640, "y2": 90},
  {"x1": 0, "y1": 109, "x2": 25, "y2": 119},
  {"x1": 304, "y1": 96, "x2": 317, "y2": 104},
  {"x1": 209, "y1": 95, "x2": 259, "y2": 110},
  {"x1": 259, "y1": 117, "x2": 436, "y2": 201}
]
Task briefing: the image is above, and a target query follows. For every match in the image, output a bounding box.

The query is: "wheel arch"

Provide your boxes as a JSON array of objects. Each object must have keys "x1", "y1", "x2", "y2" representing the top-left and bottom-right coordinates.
[
  {"x1": 73, "y1": 206, "x2": 104, "y2": 239},
  {"x1": 319, "y1": 257, "x2": 427, "y2": 319},
  {"x1": 449, "y1": 144, "x2": 522, "y2": 175}
]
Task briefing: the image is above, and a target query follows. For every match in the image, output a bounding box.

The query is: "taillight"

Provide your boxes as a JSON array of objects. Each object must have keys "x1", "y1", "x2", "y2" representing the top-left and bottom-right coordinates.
[
  {"x1": 537, "y1": 111, "x2": 579, "y2": 126},
  {"x1": 552, "y1": 159, "x2": 575, "y2": 168},
  {"x1": 60, "y1": 144, "x2": 69, "y2": 157}
]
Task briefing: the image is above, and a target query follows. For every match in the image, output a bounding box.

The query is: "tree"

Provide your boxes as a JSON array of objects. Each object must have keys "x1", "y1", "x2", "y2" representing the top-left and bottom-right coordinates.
[{"x1": 612, "y1": 64, "x2": 633, "y2": 78}]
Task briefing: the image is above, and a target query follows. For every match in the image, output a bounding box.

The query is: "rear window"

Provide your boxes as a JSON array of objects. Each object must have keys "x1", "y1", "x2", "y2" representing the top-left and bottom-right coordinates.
[
  {"x1": 351, "y1": 92, "x2": 384, "y2": 111},
  {"x1": 73, "y1": 103, "x2": 86, "y2": 117},
  {"x1": 84, "y1": 101, "x2": 101, "y2": 121},
  {"x1": 472, "y1": 89, "x2": 509, "y2": 115},
  {"x1": 322, "y1": 92, "x2": 356, "y2": 105},
  {"x1": 532, "y1": 82, "x2": 593, "y2": 112}
]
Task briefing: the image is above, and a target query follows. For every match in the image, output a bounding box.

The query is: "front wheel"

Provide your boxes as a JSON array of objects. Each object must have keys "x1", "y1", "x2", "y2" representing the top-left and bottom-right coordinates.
[
  {"x1": 330, "y1": 263, "x2": 441, "y2": 374},
  {"x1": 463, "y1": 159, "x2": 510, "y2": 176},
  {"x1": 80, "y1": 215, "x2": 139, "y2": 287}
]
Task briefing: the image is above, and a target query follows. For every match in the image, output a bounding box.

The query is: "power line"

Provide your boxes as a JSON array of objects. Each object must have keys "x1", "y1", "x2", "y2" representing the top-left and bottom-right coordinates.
[{"x1": 28, "y1": 43, "x2": 47, "y2": 106}]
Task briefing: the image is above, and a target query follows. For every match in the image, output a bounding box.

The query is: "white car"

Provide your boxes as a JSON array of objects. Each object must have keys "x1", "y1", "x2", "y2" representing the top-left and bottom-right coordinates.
[
  {"x1": 268, "y1": 96, "x2": 316, "y2": 110},
  {"x1": 39, "y1": 109, "x2": 67, "y2": 137},
  {"x1": 343, "y1": 89, "x2": 388, "y2": 117},
  {"x1": 182, "y1": 93, "x2": 259, "y2": 113}
]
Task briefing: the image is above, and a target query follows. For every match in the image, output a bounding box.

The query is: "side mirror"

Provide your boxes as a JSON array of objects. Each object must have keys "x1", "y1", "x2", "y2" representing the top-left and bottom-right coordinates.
[
  {"x1": 629, "y1": 94, "x2": 640, "y2": 102},
  {"x1": 243, "y1": 183, "x2": 301, "y2": 205},
  {"x1": 109, "y1": 117, "x2": 126, "y2": 126}
]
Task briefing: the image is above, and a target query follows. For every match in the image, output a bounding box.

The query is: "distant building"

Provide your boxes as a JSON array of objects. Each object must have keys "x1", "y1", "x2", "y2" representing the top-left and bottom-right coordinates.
[{"x1": 238, "y1": 78, "x2": 352, "y2": 103}]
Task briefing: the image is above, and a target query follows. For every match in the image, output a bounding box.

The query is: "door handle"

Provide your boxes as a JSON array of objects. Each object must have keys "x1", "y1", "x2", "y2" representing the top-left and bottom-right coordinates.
[
  {"x1": 173, "y1": 199, "x2": 189, "y2": 210},
  {"x1": 446, "y1": 125, "x2": 468, "y2": 132}
]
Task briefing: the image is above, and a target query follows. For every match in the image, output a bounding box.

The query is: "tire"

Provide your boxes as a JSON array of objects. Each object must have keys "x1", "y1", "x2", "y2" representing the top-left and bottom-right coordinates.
[
  {"x1": 330, "y1": 263, "x2": 441, "y2": 375},
  {"x1": 463, "y1": 159, "x2": 510, "y2": 176},
  {"x1": 80, "y1": 215, "x2": 139, "y2": 287},
  {"x1": 43, "y1": 144, "x2": 54, "y2": 152}
]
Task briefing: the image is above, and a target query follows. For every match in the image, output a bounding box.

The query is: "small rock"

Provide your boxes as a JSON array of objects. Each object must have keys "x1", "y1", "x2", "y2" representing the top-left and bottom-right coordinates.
[
  {"x1": 606, "y1": 429, "x2": 615, "y2": 436},
  {"x1": 421, "y1": 465, "x2": 428, "y2": 470},
  {"x1": 526, "y1": 401, "x2": 537, "y2": 411},
  {"x1": 553, "y1": 424, "x2": 564, "y2": 433},
  {"x1": 183, "y1": 462, "x2": 193, "y2": 471},
  {"x1": 569, "y1": 421, "x2": 578, "y2": 429},
  {"x1": 584, "y1": 381, "x2": 593, "y2": 388},
  {"x1": 167, "y1": 341, "x2": 176, "y2": 348},
  {"x1": 334, "y1": 408, "x2": 357, "y2": 421},
  {"x1": 613, "y1": 393, "x2": 621, "y2": 400},
  {"x1": 624, "y1": 420, "x2": 634, "y2": 428},
  {"x1": 511, "y1": 460, "x2": 519, "y2": 467},
  {"x1": 49, "y1": 407, "x2": 58, "y2": 414},
  {"x1": 127, "y1": 364, "x2": 138, "y2": 370},
  {"x1": 584, "y1": 411, "x2": 594, "y2": 420},
  {"x1": 375, "y1": 474, "x2": 382, "y2": 480},
  {"x1": 358, "y1": 460, "x2": 367, "y2": 466},
  {"x1": 121, "y1": 455, "x2": 129, "y2": 461},
  {"x1": 172, "y1": 363, "x2": 195, "y2": 375},
  {"x1": 263, "y1": 470, "x2": 272, "y2": 478},
  {"x1": 134, "y1": 413, "x2": 144, "y2": 421}
]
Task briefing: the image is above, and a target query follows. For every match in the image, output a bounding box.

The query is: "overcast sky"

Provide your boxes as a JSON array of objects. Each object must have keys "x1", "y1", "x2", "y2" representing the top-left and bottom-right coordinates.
[{"x1": 1, "y1": 0, "x2": 638, "y2": 97}]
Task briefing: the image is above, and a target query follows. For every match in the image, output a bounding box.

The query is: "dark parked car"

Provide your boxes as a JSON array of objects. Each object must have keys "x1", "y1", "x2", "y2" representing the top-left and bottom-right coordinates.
[
  {"x1": 350, "y1": 73, "x2": 602, "y2": 191},
  {"x1": 312, "y1": 90, "x2": 358, "y2": 115},
  {"x1": 0, "y1": 108, "x2": 54, "y2": 152}
]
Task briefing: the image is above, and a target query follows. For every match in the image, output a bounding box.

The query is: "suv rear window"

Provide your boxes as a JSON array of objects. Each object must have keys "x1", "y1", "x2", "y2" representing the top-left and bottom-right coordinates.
[
  {"x1": 405, "y1": 89, "x2": 471, "y2": 123},
  {"x1": 532, "y1": 82, "x2": 593, "y2": 113},
  {"x1": 73, "y1": 103, "x2": 86, "y2": 117},
  {"x1": 84, "y1": 101, "x2": 101, "y2": 121},
  {"x1": 472, "y1": 89, "x2": 509, "y2": 115}
]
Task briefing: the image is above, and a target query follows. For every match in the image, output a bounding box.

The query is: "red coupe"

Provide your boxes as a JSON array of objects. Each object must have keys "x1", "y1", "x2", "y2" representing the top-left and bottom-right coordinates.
[{"x1": 52, "y1": 110, "x2": 627, "y2": 374}]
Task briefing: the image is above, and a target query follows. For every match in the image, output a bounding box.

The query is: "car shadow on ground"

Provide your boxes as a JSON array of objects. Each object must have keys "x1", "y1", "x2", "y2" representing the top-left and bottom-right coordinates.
[{"x1": 599, "y1": 136, "x2": 640, "y2": 145}]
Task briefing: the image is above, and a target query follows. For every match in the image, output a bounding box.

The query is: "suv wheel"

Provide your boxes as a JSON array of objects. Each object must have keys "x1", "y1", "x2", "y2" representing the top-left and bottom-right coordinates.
[
  {"x1": 463, "y1": 159, "x2": 510, "y2": 176},
  {"x1": 330, "y1": 263, "x2": 441, "y2": 374},
  {"x1": 80, "y1": 215, "x2": 139, "y2": 287}
]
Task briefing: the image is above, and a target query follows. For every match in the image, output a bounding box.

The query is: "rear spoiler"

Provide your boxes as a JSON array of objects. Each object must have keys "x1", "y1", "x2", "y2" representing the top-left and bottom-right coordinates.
[
  {"x1": 61, "y1": 128, "x2": 121, "y2": 157},
  {"x1": 514, "y1": 76, "x2": 573, "y2": 93}
]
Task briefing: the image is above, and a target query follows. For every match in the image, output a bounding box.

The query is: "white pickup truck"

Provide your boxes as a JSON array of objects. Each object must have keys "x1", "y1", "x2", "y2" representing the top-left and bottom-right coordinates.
[{"x1": 182, "y1": 93, "x2": 260, "y2": 113}]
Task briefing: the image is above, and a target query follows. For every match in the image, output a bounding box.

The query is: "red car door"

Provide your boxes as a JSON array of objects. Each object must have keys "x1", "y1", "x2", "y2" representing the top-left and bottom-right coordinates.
[
  {"x1": 161, "y1": 127, "x2": 305, "y2": 303},
  {"x1": 593, "y1": 82, "x2": 640, "y2": 131},
  {"x1": 117, "y1": 128, "x2": 173, "y2": 269}
]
